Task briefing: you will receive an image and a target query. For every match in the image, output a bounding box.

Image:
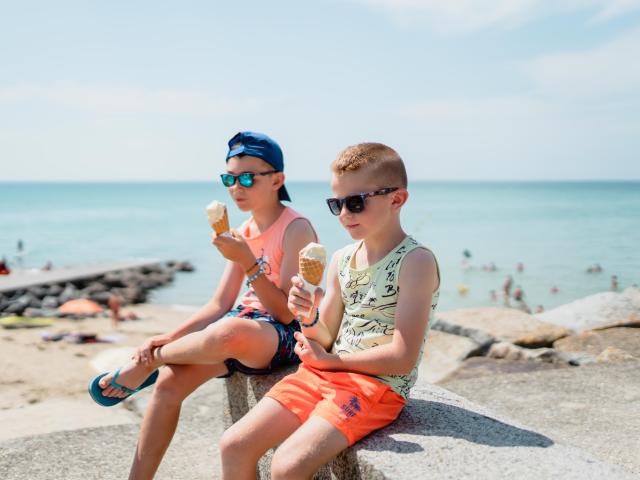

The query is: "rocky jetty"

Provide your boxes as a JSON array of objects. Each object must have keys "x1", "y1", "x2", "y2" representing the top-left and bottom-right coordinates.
[
  {"x1": 0, "y1": 260, "x2": 194, "y2": 317},
  {"x1": 423, "y1": 289, "x2": 640, "y2": 384}
]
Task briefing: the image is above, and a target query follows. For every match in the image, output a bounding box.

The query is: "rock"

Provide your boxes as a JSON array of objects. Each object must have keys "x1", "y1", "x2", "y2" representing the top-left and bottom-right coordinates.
[
  {"x1": 420, "y1": 330, "x2": 481, "y2": 384},
  {"x1": 595, "y1": 347, "x2": 636, "y2": 363},
  {"x1": 553, "y1": 327, "x2": 640, "y2": 360},
  {"x1": 27, "y1": 286, "x2": 48, "y2": 299},
  {"x1": 437, "y1": 308, "x2": 571, "y2": 348},
  {"x1": 82, "y1": 282, "x2": 108, "y2": 295},
  {"x1": 4, "y1": 294, "x2": 38, "y2": 315},
  {"x1": 430, "y1": 318, "x2": 496, "y2": 351},
  {"x1": 46, "y1": 284, "x2": 63, "y2": 296},
  {"x1": 41, "y1": 296, "x2": 60, "y2": 309},
  {"x1": 118, "y1": 286, "x2": 147, "y2": 304},
  {"x1": 439, "y1": 357, "x2": 571, "y2": 383},
  {"x1": 89, "y1": 291, "x2": 112, "y2": 305},
  {"x1": 536, "y1": 290, "x2": 640, "y2": 333},
  {"x1": 623, "y1": 287, "x2": 640, "y2": 309},
  {"x1": 58, "y1": 284, "x2": 80, "y2": 304},
  {"x1": 101, "y1": 272, "x2": 128, "y2": 288},
  {"x1": 168, "y1": 260, "x2": 195, "y2": 272},
  {"x1": 487, "y1": 341, "x2": 568, "y2": 364}
]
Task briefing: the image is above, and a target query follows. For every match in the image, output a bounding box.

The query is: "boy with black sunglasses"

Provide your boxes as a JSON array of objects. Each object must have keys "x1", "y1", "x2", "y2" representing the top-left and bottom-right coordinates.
[
  {"x1": 220, "y1": 142, "x2": 440, "y2": 479},
  {"x1": 89, "y1": 131, "x2": 318, "y2": 479}
]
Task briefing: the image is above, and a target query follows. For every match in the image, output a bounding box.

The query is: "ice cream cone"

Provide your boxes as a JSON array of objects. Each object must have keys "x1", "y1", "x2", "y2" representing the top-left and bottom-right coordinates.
[
  {"x1": 299, "y1": 257, "x2": 324, "y2": 286},
  {"x1": 212, "y1": 207, "x2": 229, "y2": 235},
  {"x1": 206, "y1": 201, "x2": 230, "y2": 236},
  {"x1": 297, "y1": 243, "x2": 327, "y2": 320}
]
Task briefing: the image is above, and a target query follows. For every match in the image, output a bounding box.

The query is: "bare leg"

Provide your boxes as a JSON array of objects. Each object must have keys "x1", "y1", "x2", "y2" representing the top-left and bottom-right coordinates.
[
  {"x1": 271, "y1": 416, "x2": 349, "y2": 480},
  {"x1": 220, "y1": 397, "x2": 301, "y2": 480},
  {"x1": 129, "y1": 362, "x2": 227, "y2": 480},
  {"x1": 99, "y1": 317, "x2": 279, "y2": 398}
]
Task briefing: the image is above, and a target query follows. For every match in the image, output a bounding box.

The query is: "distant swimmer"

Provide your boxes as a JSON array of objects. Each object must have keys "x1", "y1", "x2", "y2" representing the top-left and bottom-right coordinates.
[
  {"x1": 461, "y1": 249, "x2": 472, "y2": 271},
  {"x1": 611, "y1": 275, "x2": 619, "y2": 291},
  {"x1": 490, "y1": 290, "x2": 497, "y2": 302},
  {"x1": 502, "y1": 275, "x2": 513, "y2": 306},
  {"x1": 586, "y1": 263, "x2": 603, "y2": 273},
  {"x1": 17, "y1": 239, "x2": 24, "y2": 254},
  {"x1": 516, "y1": 262, "x2": 524, "y2": 273},
  {"x1": 457, "y1": 284, "x2": 469, "y2": 296},
  {"x1": 512, "y1": 286, "x2": 531, "y2": 313},
  {"x1": 513, "y1": 286, "x2": 524, "y2": 301},
  {"x1": 550, "y1": 286, "x2": 559, "y2": 294},
  {"x1": 0, "y1": 257, "x2": 10, "y2": 275}
]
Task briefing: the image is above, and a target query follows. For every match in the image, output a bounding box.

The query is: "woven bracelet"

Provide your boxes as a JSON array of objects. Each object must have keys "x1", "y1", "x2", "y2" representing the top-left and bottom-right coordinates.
[{"x1": 300, "y1": 308, "x2": 320, "y2": 328}]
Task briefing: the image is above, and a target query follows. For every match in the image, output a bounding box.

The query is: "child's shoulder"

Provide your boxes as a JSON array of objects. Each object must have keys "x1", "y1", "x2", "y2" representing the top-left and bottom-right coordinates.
[{"x1": 399, "y1": 241, "x2": 440, "y2": 291}]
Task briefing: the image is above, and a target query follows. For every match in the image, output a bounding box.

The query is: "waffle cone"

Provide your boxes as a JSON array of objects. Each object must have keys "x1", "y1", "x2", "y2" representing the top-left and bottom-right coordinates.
[
  {"x1": 212, "y1": 207, "x2": 229, "y2": 235},
  {"x1": 299, "y1": 257, "x2": 324, "y2": 286}
]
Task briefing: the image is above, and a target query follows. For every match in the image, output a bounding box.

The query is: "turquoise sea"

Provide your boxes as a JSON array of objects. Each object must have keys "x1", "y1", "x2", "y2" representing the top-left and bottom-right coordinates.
[{"x1": 1, "y1": 181, "x2": 638, "y2": 312}]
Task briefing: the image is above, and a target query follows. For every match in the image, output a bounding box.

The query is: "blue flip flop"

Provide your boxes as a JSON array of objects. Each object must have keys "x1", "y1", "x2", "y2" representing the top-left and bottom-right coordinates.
[{"x1": 88, "y1": 367, "x2": 159, "y2": 407}]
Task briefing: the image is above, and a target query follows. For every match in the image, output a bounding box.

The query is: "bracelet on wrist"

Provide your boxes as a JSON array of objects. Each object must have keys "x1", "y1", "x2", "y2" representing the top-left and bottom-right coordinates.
[
  {"x1": 300, "y1": 308, "x2": 320, "y2": 328},
  {"x1": 245, "y1": 264, "x2": 264, "y2": 288},
  {"x1": 245, "y1": 261, "x2": 259, "y2": 274}
]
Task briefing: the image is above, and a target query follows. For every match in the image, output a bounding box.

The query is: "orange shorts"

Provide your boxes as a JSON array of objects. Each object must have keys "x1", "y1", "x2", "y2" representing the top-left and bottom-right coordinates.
[{"x1": 265, "y1": 363, "x2": 406, "y2": 446}]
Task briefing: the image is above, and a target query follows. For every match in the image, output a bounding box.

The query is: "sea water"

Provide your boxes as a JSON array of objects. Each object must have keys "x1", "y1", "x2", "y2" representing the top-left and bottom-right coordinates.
[{"x1": 1, "y1": 181, "x2": 638, "y2": 312}]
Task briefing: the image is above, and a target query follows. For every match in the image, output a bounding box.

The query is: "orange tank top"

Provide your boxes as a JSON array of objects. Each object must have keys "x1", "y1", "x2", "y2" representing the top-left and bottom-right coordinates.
[{"x1": 237, "y1": 207, "x2": 315, "y2": 311}]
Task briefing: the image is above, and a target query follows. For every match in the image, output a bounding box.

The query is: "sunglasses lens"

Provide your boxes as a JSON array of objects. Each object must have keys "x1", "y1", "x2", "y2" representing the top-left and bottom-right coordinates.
[
  {"x1": 345, "y1": 195, "x2": 365, "y2": 213},
  {"x1": 238, "y1": 173, "x2": 254, "y2": 187},
  {"x1": 326, "y1": 199, "x2": 342, "y2": 216},
  {"x1": 221, "y1": 174, "x2": 235, "y2": 187}
]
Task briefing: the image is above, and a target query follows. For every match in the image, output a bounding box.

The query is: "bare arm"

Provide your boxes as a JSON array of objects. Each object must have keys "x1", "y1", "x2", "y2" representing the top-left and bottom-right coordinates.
[
  {"x1": 249, "y1": 218, "x2": 317, "y2": 324},
  {"x1": 166, "y1": 259, "x2": 245, "y2": 339},
  {"x1": 295, "y1": 248, "x2": 438, "y2": 376},
  {"x1": 288, "y1": 250, "x2": 345, "y2": 350}
]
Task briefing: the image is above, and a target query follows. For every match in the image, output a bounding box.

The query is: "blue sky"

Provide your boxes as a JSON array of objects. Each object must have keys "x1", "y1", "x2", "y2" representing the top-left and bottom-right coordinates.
[{"x1": 1, "y1": 0, "x2": 639, "y2": 181}]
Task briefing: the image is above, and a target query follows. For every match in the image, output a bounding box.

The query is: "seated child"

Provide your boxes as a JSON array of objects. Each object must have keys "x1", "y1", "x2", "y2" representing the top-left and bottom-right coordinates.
[
  {"x1": 88, "y1": 131, "x2": 317, "y2": 480},
  {"x1": 218, "y1": 142, "x2": 440, "y2": 479}
]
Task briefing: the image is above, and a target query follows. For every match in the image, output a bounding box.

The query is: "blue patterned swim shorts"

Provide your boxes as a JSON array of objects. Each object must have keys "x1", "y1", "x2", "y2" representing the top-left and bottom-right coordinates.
[{"x1": 217, "y1": 305, "x2": 301, "y2": 378}]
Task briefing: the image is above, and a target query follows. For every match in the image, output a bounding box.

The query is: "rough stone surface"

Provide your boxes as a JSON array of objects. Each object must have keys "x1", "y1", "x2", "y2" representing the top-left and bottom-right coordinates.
[
  {"x1": 224, "y1": 367, "x2": 633, "y2": 480},
  {"x1": 420, "y1": 330, "x2": 481, "y2": 384},
  {"x1": 441, "y1": 359, "x2": 640, "y2": 476},
  {"x1": 553, "y1": 327, "x2": 640, "y2": 360},
  {"x1": 536, "y1": 288, "x2": 640, "y2": 333},
  {"x1": 438, "y1": 356, "x2": 571, "y2": 382},
  {"x1": 437, "y1": 307, "x2": 571, "y2": 347},
  {"x1": 0, "y1": 379, "x2": 224, "y2": 480}
]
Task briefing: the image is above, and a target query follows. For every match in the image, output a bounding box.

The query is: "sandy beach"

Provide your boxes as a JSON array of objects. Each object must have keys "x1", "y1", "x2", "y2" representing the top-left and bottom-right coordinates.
[{"x1": 0, "y1": 304, "x2": 199, "y2": 441}]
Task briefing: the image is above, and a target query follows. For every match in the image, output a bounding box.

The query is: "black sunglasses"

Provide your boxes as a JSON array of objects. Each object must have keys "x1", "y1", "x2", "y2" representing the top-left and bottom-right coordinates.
[
  {"x1": 220, "y1": 170, "x2": 278, "y2": 188},
  {"x1": 326, "y1": 187, "x2": 399, "y2": 216}
]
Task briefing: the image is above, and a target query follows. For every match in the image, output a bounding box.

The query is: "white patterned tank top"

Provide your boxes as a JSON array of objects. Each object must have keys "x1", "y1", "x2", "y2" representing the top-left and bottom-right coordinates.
[{"x1": 332, "y1": 235, "x2": 440, "y2": 398}]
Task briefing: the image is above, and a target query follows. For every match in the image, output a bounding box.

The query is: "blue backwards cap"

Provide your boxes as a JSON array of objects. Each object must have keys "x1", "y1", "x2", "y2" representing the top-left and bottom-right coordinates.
[{"x1": 226, "y1": 131, "x2": 291, "y2": 202}]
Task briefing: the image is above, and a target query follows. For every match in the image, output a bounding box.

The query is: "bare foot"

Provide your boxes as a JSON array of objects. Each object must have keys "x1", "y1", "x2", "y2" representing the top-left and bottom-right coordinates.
[{"x1": 98, "y1": 361, "x2": 157, "y2": 398}]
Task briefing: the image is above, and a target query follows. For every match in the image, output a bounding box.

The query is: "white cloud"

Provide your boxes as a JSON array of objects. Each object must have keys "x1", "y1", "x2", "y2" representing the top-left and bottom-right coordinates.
[
  {"x1": 523, "y1": 26, "x2": 640, "y2": 98},
  {"x1": 0, "y1": 84, "x2": 263, "y2": 116},
  {"x1": 350, "y1": 0, "x2": 640, "y2": 33}
]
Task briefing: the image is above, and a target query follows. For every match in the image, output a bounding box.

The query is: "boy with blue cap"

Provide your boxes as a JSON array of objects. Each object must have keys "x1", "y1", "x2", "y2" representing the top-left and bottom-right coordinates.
[{"x1": 89, "y1": 131, "x2": 318, "y2": 479}]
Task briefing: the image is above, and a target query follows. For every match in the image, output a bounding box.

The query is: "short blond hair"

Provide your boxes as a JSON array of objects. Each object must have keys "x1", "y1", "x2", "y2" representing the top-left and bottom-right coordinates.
[{"x1": 331, "y1": 143, "x2": 407, "y2": 188}]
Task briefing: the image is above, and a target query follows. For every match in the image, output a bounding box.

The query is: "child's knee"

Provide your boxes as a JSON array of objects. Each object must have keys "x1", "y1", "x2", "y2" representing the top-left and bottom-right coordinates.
[
  {"x1": 271, "y1": 450, "x2": 305, "y2": 480},
  {"x1": 152, "y1": 370, "x2": 189, "y2": 405},
  {"x1": 219, "y1": 427, "x2": 251, "y2": 461},
  {"x1": 206, "y1": 319, "x2": 247, "y2": 354}
]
